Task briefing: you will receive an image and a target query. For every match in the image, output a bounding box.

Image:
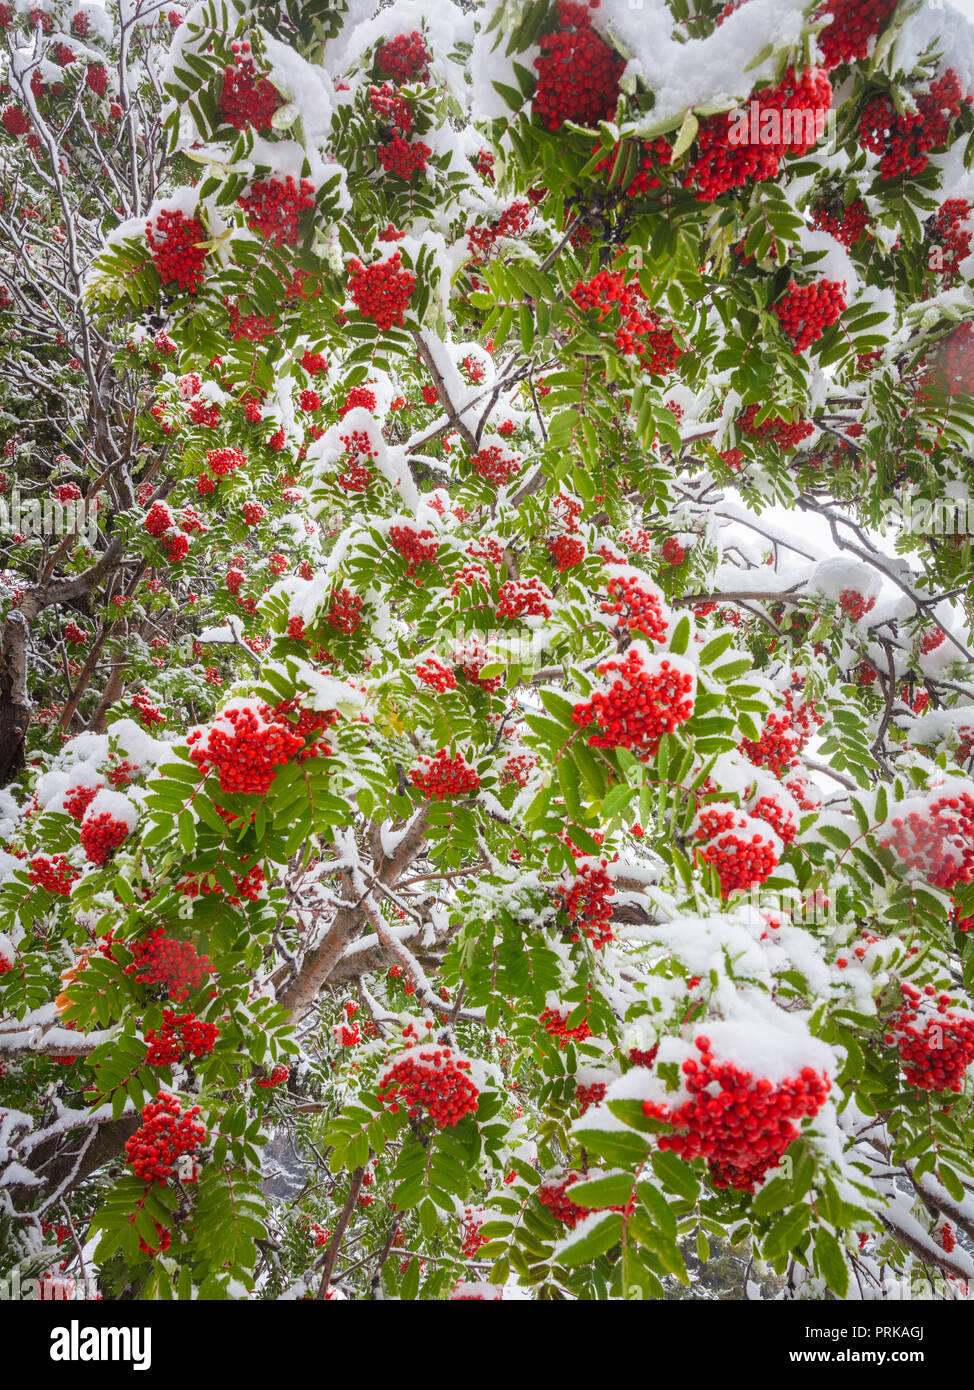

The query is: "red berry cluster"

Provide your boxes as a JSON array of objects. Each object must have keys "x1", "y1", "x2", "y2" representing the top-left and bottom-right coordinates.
[
  {"x1": 375, "y1": 31, "x2": 430, "y2": 85},
  {"x1": 146, "y1": 209, "x2": 206, "y2": 293},
  {"x1": 378, "y1": 134, "x2": 431, "y2": 182},
  {"x1": 929, "y1": 199, "x2": 972, "y2": 280},
  {"x1": 242, "y1": 500, "x2": 267, "y2": 526},
  {"x1": 207, "y1": 446, "x2": 246, "y2": 477},
  {"x1": 811, "y1": 196, "x2": 870, "y2": 248},
  {"x1": 496, "y1": 576, "x2": 552, "y2": 620},
  {"x1": 377, "y1": 1049, "x2": 479, "y2": 1128},
  {"x1": 238, "y1": 176, "x2": 315, "y2": 247},
  {"x1": 600, "y1": 573, "x2": 668, "y2": 642},
  {"x1": 409, "y1": 749, "x2": 480, "y2": 800},
  {"x1": 693, "y1": 807, "x2": 779, "y2": 897},
  {"x1": 738, "y1": 404, "x2": 815, "y2": 451},
  {"x1": 643, "y1": 1036, "x2": 830, "y2": 1191},
  {"x1": 143, "y1": 501, "x2": 173, "y2": 537},
  {"x1": 548, "y1": 534, "x2": 586, "y2": 571},
  {"x1": 145, "y1": 1009, "x2": 219, "y2": 1066},
  {"x1": 570, "y1": 269, "x2": 680, "y2": 374},
  {"x1": 86, "y1": 61, "x2": 108, "y2": 97},
  {"x1": 27, "y1": 853, "x2": 79, "y2": 896},
  {"x1": 132, "y1": 688, "x2": 165, "y2": 728},
  {"x1": 683, "y1": 68, "x2": 832, "y2": 201},
  {"x1": 389, "y1": 523, "x2": 438, "y2": 575},
  {"x1": 881, "y1": 792, "x2": 974, "y2": 891},
  {"x1": 347, "y1": 251, "x2": 415, "y2": 329},
  {"x1": 839, "y1": 588, "x2": 875, "y2": 622},
  {"x1": 298, "y1": 388, "x2": 321, "y2": 412},
  {"x1": 469, "y1": 445, "x2": 520, "y2": 486},
  {"x1": 416, "y1": 657, "x2": 457, "y2": 691},
  {"x1": 220, "y1": 43, "x2": 283, "y2": 131},
  {"x1": 576, "y1": 1082, "x2": 607, "y2": 1115},
  {"x1": 540, "y1": 1007, "x2": 592, "y2": 1045},
  {"x1": 126, "y1": 1092, "x2": 206, "y2": 1184},
  {"x1": 571, "y1": 648, "x2": 695, "y2": 757},
  {"x1": 739, "y1": 711, "x2": 800, "y2": 777},
  {"x1": 327, "y1": 587, "x2": 362, "y2": 635},
  {"x1": 558, "y1": 861, "x2": 615, "y2": 949},
  {"x1": 369, "y1": 82, "x2": 412, "y2": 132},
  {"x1": 661, "y1": 537, "x2": 685, "y2": 566},
  {"x1": 125, "y1": 927, "x2": 212, "y2": 1002},
  {"x1": 256, "y1": 1064, "x2": 291, "y2": 1089},
  {"x1": 63, "y1": 783, "x2": 99, "y2": 822},
  {"x1": 467, "y1": 200, "x2": 532, "y2": 258},
  {"x1": 500, "y1": 752, "x2": 537, "y2": 786},
  {"x1": 940, "y1": 321, "x2": 974, "y2": 396},
  {"x1": 773, "y1": 279, "x2": 846, "y2": 354},
  {"x1": 815, "y1": 0, "x2": 896, "y2": 69},
  {"x1": 859, "y1": 70, "x2": 969, "y2": 180},
  {"x1": 302, "y1": 349, "x2": 328, "y2": 375},
  {"x1": 340, "y1": 385, "x2": 378, "y2": 418},
  {"x1": 594, "y1": 138, "x2": 672, "y2": 198},
  {"x1": 1, "y1": 105, "x2": 31, "y2": 136},
  {"x1": 533, "y1": 1, "x2": 624, "y2": 132},
  {"x1": 887, "y1": 983, "x2": 974, "y2": 1093},
  {"x1": 226, "y1": 299, "x2": 277, "y2": 341},
  {"x1": 161, "y1": 532, "x2": 189, "y2": 563},
  {"x1": 80, "y1": 811, "x2": 131, "y2": 865},
  {"x1": 750, "y1": 794, "x2": 797, "y2": 846},
  {"x1": 188, "y1": 702, "x2": 306, "y2": 795}
]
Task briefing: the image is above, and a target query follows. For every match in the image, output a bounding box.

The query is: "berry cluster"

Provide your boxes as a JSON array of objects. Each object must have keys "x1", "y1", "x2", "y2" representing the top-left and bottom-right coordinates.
[
  {"x1": 661, "y1": 537, "x2": 685, "y2": 566},
  {"x1": 881, "y1": 791, "x2": 974, "y2": 891},
  {"x1": 815, "y1": 0, "x2": 896, "y2": 69},
  {"x1": 145, "y1": 1009, "x2": 219, "y2": 1066},
  {"x1": 378, "y1": 134, "x2": 431, "y2": 182},
  {"x1": 738, "y1": 404, "x2": 814, "y2": 451},
  {"x1": 467, "y1": 200, "x2": 532, "y2": 258},
  {"x1": 570, "y1": 269, "x2": 680, "y2": 374},
  {"x1": 375, "y1": 31, "x2": 430, "y2": 84},
  {"x1": 220, "y1": 43, "x2": 283, "y2": 131},
  {"x1": 256, "y1": 1064, "x2": 291, "y2": 1089},
  {"x1": 576, "y1": 1081, "x2": 607, "y2": 1115},
  {"x1": 347, "y1": 251, "x2": 415, "y2": 329},
  {"x1": 941, "y1": 321, "x2": 974, "y2": 396},
  {"x1": 811, "y1": 196, "x2": 870, "y2": 248},
  {"x1": 63, "y1": 783, "x2": 99, "y2": 821},
  {"x1": 124, "y1": 928, "x2": 212, "y2": 1002},
  {"x1": 131, "y1": 688, "x2": 165, "y2": 728},
  {"x1": 206, "y1": 446, "x2": 246, "y2": 477},
  {"x1": 409, "y1": 749, "x2": 480, "y2": 800},
  {"x1": 238, "y1": 176, "x2": 315, "y2": 247},
  {"x1": 750, "y1": 794, "x2": 797, "y2": 846},
  {"x1": 27, "y1": 853, "x2": 80, "y2": 896},
  {"x1": 859, "y1": 70, "x2": 968, "y2": 181},
  {"x1": 369, "y1": 82, "x2": 412, "y2": 132},
  {"x1": 496, "y1": 576, "x2": 552, "y2": 620},
  {"x1": 739, "y1": 711, "x2": 800, "y2": 777},
  {"x1": 327, "y1": 587, "x2": 363, "y2": 635},
  {"x1": 80, "y1": 811, "x2": 131, "y2": 865},
  {"x1": 540, "y1": 1007, "x2": 592, "y2": 1045},
  {"x1": 773, "y1": 279, "x2": 846, "y2": 353},
  {"x1": 839, "y1": 588, "x2": 875, "y2": 622},
  {"x1": 928, "y1": 199, "x2": 972, "y2": 280},
  {"x1": 1, "y1": 105, "x2": 30, "y2": 136},
  {"x1": 533, "y1": 1, "x2": 624, "y2": 132},
  {"x1": 470, "y1": 445, "x2": 520, "y2": 486},
  {"x1": 888, "y1": 984, "x2": 974, "y2": 1093},
  {"x1": 389, "y1": 523, "x2": 438, "y2": 575},
  {"x1": 146, "y1": 209, "x2": 206, "y2": 293},
  {"x1": 684, "y1": 68, "x2": 832, "y2": 201},
  {"x1": 126, "y1": 1093, "x2": 206, "y2": 1184},
  {"x1": 642, "y1": 1037, "x2": 831, "y2": 1191},
  {"x1": 377, "y1": 1049, "x2": 479, "y2": 1128},
  {"x1": 242, "y1": 500, "x2": 267, "y2": 526},
  {"x1": 548, "y1": 534, "x2": 586, "y2": 571},
  {"x1": 600, "y1": 573, "x2": 668, "y2": 642},
  {"x1": 558, "y1": 861, "x2": 615, "y2": 949},
  {"x1": 416, "y1": 657, "x2": 457, "y2": 691},
  {"x1": 188, "y1": 701, "x2": 316, "y2": 795},
  {"x1": 571, "y1": 648, "x2": 695, "y2": 757},
  {"x1": 693, "y1": 807, "x2": 780, "y2": 896}
]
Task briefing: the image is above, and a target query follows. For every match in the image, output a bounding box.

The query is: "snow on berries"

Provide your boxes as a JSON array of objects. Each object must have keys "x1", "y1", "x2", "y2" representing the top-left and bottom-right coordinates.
[
  {"x1": 692, "y1": 806, "x2": 781, "y2": 897},
  {"x1": 533, "y1": 1, "x2": 624, "y2": 132},
  {"x1": 375, "y1": 31, "x2": 430, "y2": 85},
  {"x1": 220, "y1": 42, "x2": 283, "y2": 131},
  {"x1": 126, "y1": 1092, "x2": 206, "y2": 1184},
  {"x1": 79, "y1": 790, "x2": 137, "y2": 864},
  {"x1": 469, "y1": 444, "x2": 520, "y2": 487},
  {"x1": 858, "y1": 69, "x2": 969, "y2": 181},
  {"x1": 558, "y1": 860, "x2": 615, "y2": 949},
  {"x1": 187, "y1": 700, "x2": 337, "y2": 795},
  {"x1": 377, "y1": 1047, "x2": 479, "y2": 1128},
  {"x1": 571, "y1": 645, "x2": 696, "y2": 758},
  {"x1": 640, "y1": 1028, "x2": 832, "y2": 1192},
  {"x1": 773, "y1": 280, "x2": 847, "y2": 354},
  {"x1": 879, "y1": 787, "x2": 974, "y2": 892},
  {"x1": 409, "y1": 749, "x2": 480, "y2": 800},
  {"x1": 238, "y1": 176, "x2": 315, "y2": 247},
  {"x1": 496, "y1": 576, "x2": 552, "y2": 621},
  {"x1": 600, "y1": 567, "x2": 669, "y2": 643},
  {"x1": 207, "y1": 445, "x2": 246, "y2": 477},
  {"x1": 347, "y1": 251, "x2": 415, "y2": 330},
  {"x1": 146, "y1": 207, "x2": 206, "y2": 294},
  {"x1": 389, "y1": 522, "x2": 438, "y2": 575},
  {"x1": 888, "y1": 984, "x2": 974, "y2": 1093}
]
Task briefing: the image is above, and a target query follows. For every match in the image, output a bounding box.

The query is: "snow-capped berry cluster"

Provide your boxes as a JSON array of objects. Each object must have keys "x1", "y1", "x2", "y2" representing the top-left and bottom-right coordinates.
[
  {"x1": 533, "y1": 1, "x2": 624, "y2": 132},
  {"x1": 558, "y1": 861, "x2": 615, "y2": 949},
  {"x1": 378, "y1": 134, "x2": 431, "y2": 182},
  {"x1": 839, "y1": 589, "x2": 876, "y2": 622},
  {"x1": 143, "y1": 501, "x2": 173, "y2": 537},
  {"x1": 496, "y1": 576, "x2": 552, "y2": 620},
  {"x1": 750, "y1": 794, "x2": 797, "y2": 846},
  {"x1": 415, "y1": 657, "x2": 457, "y2": 691},
  {"x1": 600, "y1": 572, "x2": 668, "y2": 642},
  {"x1": 548, "y1": 534, "x2": 586, "y2": 571},
  {"x1": 810, "y1": 196, "x2": 869, "y2": 248},
  {"x1": 375, "y1": 31, "x2": 430, "y2": 84},
  {"x1": 880, "y1": 791, "x2": 974, "y2": 891},
  {"x1": 131, "y1": 688, "x2": 165, "y2": 727},
  {"x1": 815, "y1": 0, "x2": 896, "y2": 69},
  {"x1": 409, "y1": 749, "x2": 480, "y2": 800},
  {"x1": 469, "y1": 445, "x2": 520, "y2": 486},
  {"x1": 220, "y1": 42, "x2": 283, "y2": 131},
  {"x1": 207, "y1": 446, "x2": 246, "y2": 477},
  {"x1": 63, "y1": 783, "x2": 99, "y2": 821},
  {"x1": 887, "y1": 984, "x2": 974, "y2": 1093},
  {"x1": 125, "y1": 928, "x2": 211, "y2": 1002},
  {"x1": 242, "y1": 500, "x2": 267, "y2": 526},
  {"x1": 540, "y1": 1007, "x2": 592, "y2": 1045},
  {"x1": 389, "y1": 523, "x2": 438, "y2": 575},
  {"x1": 80, "y1": 811, "x2": 131, "y2": 864},
  {"x1": 571, "y1": 647, "x2": 695, "y2": 757},
  {"x1": 738, "y1": 404, "x2": 814, "y2": 450},
  {"x1": 238, "y1": 177, "x2": 315, "y2": 247},
  {"x1": 187, "y1": 700, "x2": 332, "y2": 795},
  {"x1": 146, "y1": 209, "x2": 206, "y2": 293},
  {"x1": 347, "y1": 252, "x2": 415, "y2": 329},
  {"x1": 377, "y1": 1049, "x2": 479, "y2": 1128},
  {"x1": 773, "y1": 280, "x2": 846, "y2": 353},
  {"x1": 27, "y1": 853, "x2": 80, "y2": 896},
  {"x1": 145, "y1": 1009, "x2": 219, "y2": 1066},
  {"x1": 126, "y1": 1092, "x2": 206, "y2": 1184},
  {"x1": 858, "y1": 69, "x2": 969, "y2": 181},
  {"x1": 683, "y1": 67, "x2": 832, "y2": 201},
  {"x1": 739, "y1": 711, "x2": 800, "y2": 778},
  {"x1": 642, "y1": 1036, "x2": 831, "y2": 1191},
  {"x1": 693, "y1": 807, "x2": 780, "y2": 896}
]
